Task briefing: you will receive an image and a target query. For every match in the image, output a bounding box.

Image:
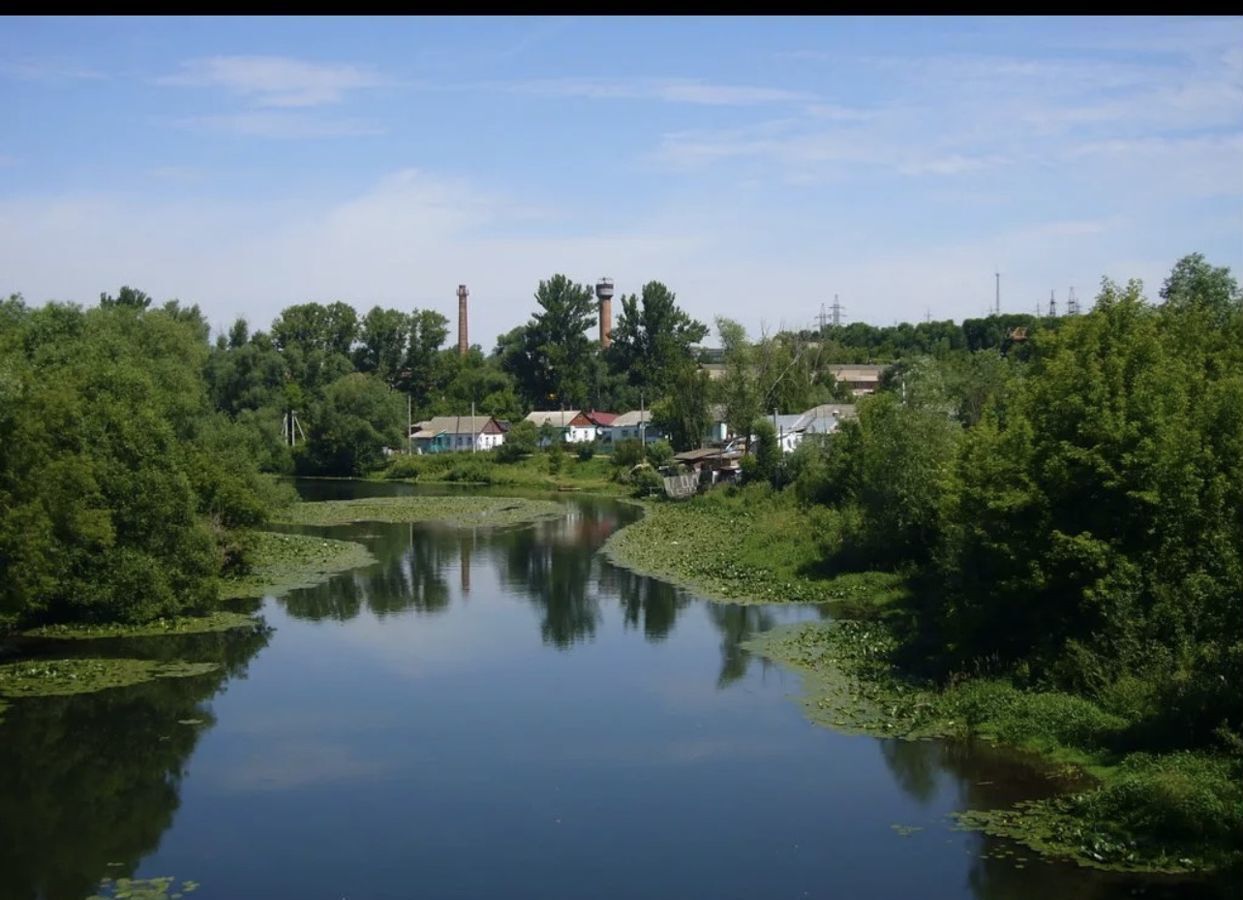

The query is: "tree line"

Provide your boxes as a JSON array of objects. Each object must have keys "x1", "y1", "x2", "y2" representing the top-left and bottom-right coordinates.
[{"x1": 773, "y1": 253, "x2": 1242, "y2": 751}]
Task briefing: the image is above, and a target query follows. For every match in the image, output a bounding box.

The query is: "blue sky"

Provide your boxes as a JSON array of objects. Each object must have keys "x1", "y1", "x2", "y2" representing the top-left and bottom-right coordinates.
[{"x1": 3, "y1": 16, "x2": 1241, "y2": 346}]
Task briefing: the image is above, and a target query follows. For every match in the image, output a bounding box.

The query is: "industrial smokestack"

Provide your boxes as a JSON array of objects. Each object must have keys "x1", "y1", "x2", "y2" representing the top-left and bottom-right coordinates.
[
  {"x1": 595, "y1": 277, "x2": 614, "y2": 348},
  {"x1": 457, "y1": 284, "x2": 469, "y2": 357}
]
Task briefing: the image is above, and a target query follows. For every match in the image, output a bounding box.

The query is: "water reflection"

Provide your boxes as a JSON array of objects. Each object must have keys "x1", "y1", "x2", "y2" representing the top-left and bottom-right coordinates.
[
  {"x1": 275, "y1": 496, "x2": 796, "y2": 689},
  {"x1": 0, "y1": 625, "x2": 270, "y2": 900},
  {"x1": 605, "y1": 565, "x2": 688, "y2": 642}
]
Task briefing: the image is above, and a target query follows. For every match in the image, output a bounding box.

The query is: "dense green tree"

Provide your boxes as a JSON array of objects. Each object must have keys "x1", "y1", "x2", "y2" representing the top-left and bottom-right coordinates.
[
  {"x1": 748, "y1": 418, "x2": 780, "y2": 485},
  {"x1": 501, "y1": 274, "x2": 597, "y2": 408},
  {"x1": 296, "y1": 373, "x2": 404, "y2": 477},
  {"x1": 936, "y1": 270, "x2": 1243, "y2": 742},
  {"x1": 353, "y1": 306, "x2": 410, "y2": 386},
  {"x1": 0, "y1": 298, "x2": 276, "y2": 627},
  {"x1": 716, "y1": 317, "x2": 760, "y2": 441},
  {"x1": 607, "y1": 281, "x2": 708, "y2": 395},
  {"x1": 652, "y1": 364, "x2": 711, "y2": 451}
]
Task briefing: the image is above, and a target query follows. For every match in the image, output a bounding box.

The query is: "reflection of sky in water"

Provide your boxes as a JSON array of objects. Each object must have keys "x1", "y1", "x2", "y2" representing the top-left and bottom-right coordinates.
[{"x1": 0, "y1": 484, "x2": 1225, "y2": 900}]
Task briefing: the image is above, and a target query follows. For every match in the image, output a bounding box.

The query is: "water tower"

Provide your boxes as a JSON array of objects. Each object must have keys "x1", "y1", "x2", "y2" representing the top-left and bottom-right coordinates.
[{"x1": 596, "y1": 278, "x2": 614, "y2": 348}]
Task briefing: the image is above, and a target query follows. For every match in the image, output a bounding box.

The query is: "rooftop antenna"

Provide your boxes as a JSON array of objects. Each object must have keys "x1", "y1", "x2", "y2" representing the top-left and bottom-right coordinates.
[{"x1": 1048, "y1": 290, "x2": 1058, "y2": 318}]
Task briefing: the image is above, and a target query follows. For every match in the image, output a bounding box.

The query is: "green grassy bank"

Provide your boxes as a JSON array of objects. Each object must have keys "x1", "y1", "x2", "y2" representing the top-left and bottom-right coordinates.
[{"x1": 603, "y1": 484, "x2": 1242, "y2": 875}]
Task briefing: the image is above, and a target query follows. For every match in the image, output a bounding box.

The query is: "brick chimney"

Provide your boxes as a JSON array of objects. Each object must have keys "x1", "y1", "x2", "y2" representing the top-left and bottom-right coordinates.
[{"x1": 457, "y1": 284, "x2": 469, "y2": 356}]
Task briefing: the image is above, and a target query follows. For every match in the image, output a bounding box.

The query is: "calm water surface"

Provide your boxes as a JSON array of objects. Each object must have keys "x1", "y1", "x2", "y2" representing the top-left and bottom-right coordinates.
[{"x1": 0, "y1": 481, "x2": 1227, "y2": 899}]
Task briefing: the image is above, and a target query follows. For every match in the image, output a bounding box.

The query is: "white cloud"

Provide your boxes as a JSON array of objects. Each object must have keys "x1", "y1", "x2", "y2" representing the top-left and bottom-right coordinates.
[
  {"x1": 158, "y1": 55, "x2": 390, "y2": 107},
  {"x1": 2, "y1": 59, "x2": 105, "y2": 82},
  {"x1": 504, "y1": 77, "x2": 812, "y2": 106},
  {"x1": 0, "y1": 163, "x2": 1234, "y2": 349},
  {"x1": 175, "y1": 112, "x2": 386, "y2": 139}
]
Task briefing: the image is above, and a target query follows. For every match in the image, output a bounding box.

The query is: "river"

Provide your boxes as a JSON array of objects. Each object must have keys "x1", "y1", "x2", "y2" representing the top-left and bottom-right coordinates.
[{"x1": 0, "y1": 481, "x2": 1224, "y2": 899}]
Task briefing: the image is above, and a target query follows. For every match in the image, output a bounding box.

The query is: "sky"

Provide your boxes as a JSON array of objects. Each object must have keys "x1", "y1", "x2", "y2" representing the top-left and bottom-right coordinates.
[{"x1": 2, "y1": 16, "x2": 1241, "y2": 348}]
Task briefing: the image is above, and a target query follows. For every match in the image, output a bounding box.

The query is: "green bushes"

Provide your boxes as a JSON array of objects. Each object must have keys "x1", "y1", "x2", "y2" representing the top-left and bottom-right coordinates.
[
  {"x1": 645, "y1": 439, "x2": 674, "y2": 467},
  {"x1": 496, "y1": 420, "x2": 537, "y2": 462},
  {"x1": 611, "y1": 438, "x2": 645, "y2": 468},
  {"x1": 1071, "y1": 753, "x2": 1243, "y2": 846},
  {"x1": 631, "y1": 466, "x2": 664, "y2": 497},
  {"x1": 936, "y1": 679, "x2": 1127, "y2": 751},
  {"x1": 383, "y1": 454, "x2": 423, "y2": 480},
  {"x1": 576, "y1": 441, "x2": 596, "y2": 461}
]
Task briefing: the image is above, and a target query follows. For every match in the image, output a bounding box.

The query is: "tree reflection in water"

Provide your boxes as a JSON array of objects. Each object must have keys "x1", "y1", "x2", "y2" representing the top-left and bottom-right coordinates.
[{"x1": 0, "y1": 625, "x2": 270, "y2": 900}]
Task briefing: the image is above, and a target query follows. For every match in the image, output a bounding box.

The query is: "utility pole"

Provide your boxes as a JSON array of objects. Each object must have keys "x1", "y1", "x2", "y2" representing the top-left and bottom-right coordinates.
[
  {"x1": 471, "y1": 399, "x2": 476, "y2": 454},
  {"x1": 1048, "y1": 290, "x2": 1057, "y2": 318},
  {"x1": 816, "y1": 303, "x2": 829, "y2": 332},
  {"x1": 995, "y1": 271, "x2": 1001, "y2": 316},
  {"x1": 407, "y1": 393, "x2": 412, "y2": 455},
  {"x1": 639, "y1": 390, "x2": 646, "y2": 446}
]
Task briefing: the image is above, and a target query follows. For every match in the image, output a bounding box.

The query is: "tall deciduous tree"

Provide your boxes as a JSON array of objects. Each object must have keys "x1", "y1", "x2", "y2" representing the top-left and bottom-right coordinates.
[
  {"x1": 607, "y1": 281, "x2": 708, "y2": 395},
  {"x1": 503, "y1": 274, "x2": 597, "y2": 408}
]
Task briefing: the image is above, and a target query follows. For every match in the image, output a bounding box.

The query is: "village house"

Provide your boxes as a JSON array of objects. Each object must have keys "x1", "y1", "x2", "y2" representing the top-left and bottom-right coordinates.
[
  {"x1": 567, "y1": 410, "x2": 617, "y2": 443},
  {"x1": 826, "y1": 364, "x2": 886, "y2": 396},
  {"x1": 523, "y1": 410, "x2": 579, "y2": 446},
  {"x1": 765, "y1": 404, "x2": 857, "y2": 454},
  {"x1": 410, "y1": 416, "x2": 505, "y2": 454},
  {"x1": 604, "y1": 410, "x2": 664, "y2": 445}
]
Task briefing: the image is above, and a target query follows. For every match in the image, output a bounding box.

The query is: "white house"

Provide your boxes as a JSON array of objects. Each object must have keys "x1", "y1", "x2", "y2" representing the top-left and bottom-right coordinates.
[
  {"x1": 775, "y1": 404, "x2": 857, "y2": 454},
  {"x1": 411, "y1": 416, "x2": 506, "y2": 454},
  {"x1": 524, "y1": 410, "x2": 580, "y2": 446}
]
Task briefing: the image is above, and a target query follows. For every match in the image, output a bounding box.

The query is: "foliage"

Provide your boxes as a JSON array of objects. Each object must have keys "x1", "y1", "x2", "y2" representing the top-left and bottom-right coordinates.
[
  {"x1": 630, "y1": 466, "x2": 664, "y2": 498},
  {"x1": 748, "y1": 418, "x2": 780, "y2": 485},
  {"x1": 611, "y1": 438, "x2": 645, "y2": 469},
  {"x1": 500, "y1": 274, "x2": 598, "y2": 408},
  {"x1": 607, "y1": 281, "x2": 708, "y2": 395},
  {"x1": 645, "y1": 439, "x2": 674, "y2": 468},
  {"x1": 295, "y1": 372, "x2": 404, "y2": 476},
  {"x1": 0, "y1": 297, "x2": 275, "y2": 628},
  {"x1": 496, "y1": 419, "x2": 538, "y2": 462},
  {"x1": 652, "y1": 364, "x2": 710, "y2": 451},
  {"x1": 576, "y1": 440, "x2": 596, "y2": 461}
]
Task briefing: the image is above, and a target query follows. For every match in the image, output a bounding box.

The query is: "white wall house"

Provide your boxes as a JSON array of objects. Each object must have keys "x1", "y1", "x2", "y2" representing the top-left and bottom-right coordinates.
[
  {"x1": 411, "y1": 416, "x2": 506, "y2": 454},
  {"x1": 524, "y1": 410, "x2": 580, "y2": 446}
]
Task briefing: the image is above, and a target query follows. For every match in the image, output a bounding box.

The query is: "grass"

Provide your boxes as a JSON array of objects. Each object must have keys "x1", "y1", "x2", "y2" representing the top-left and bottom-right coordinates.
[
  {"x1": 380, "y1": 451, "x2": 628, "y2": 495},
  {"x1": 221, "y1": 531, "x2": 377, "y2": 599},
  {"x1": 602, "y1": 483, "x2": 910, "y2": 606},
  {"x1": 273, "y1": 495, "x2": 566, "y2": 529},
  {"x1": 0, "y1": 658, "x2": 220, "y2": 700}
]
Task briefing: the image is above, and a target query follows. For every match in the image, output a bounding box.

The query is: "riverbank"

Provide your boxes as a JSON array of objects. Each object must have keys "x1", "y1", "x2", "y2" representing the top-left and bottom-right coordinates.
[
  {"x1": 272, "y1": 494, "x2": 566, "y2": 528},
  {"x1": 379, "y1": 452, "x2": 629, "y2": 495},
  {"x1": 601, "y1": 484, "x2": 909, "y2": 608},
  {"x1": 603, "y1": 486, "x2": 1243, "y2": 875}
]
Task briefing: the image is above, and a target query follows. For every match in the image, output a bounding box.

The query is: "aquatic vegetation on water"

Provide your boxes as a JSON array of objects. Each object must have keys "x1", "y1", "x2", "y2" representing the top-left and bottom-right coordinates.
[
  {"x1": 20, "y1": 611, "x2": 261, "y2": 640},
  {"x1": 601, "y1": 494, "x2": 908, "y2": 606},
  {"x1": 273, "y1": 495, "x2": 565, "y2": 529},
  {"x1": 0, "y1": 658, "x2": 219, "y2": 699},
  {"x1": 745, "y1": 621, "x2": 1243, "y2": 874},
  {"x1": 221, "y1": 531, "x2": 377, "y2": 599},
  {"x1": 89, "y1": 876, "x2": 199, "y2": 899}
]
